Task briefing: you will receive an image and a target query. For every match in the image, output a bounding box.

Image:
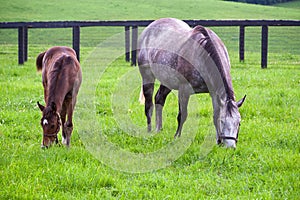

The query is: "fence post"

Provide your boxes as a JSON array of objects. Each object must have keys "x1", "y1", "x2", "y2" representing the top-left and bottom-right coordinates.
[
  {"x1": 125, "y1": 26, "x2": 130, "y2": 62},
  {"x1": 239, "y1": 25, "x2": 245, "y2": 62},
  {"x1": 72, "y1": 26, "x2": 80, "y2": 62},
  {"x1": 131, "y1": 26, "x2": 138, "y2": 66},
  {"x1": 18, "y1": 26, "x2": 25, "y2": 65},
  {"x1": 24, "y1": 26, "x2": 28, "y2": 62},
  {"x1": 261, "y1": 25, "x2": 268, "y2": 68}
]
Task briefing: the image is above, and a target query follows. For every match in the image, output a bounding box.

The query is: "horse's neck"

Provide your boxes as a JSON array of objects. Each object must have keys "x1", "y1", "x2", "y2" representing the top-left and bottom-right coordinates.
[
  {"x1": 211, "y1": 84, "x2": 228, "y2": 106},
  {"x1": 45, "y1": 71, "x2": 69, "y2": 114},
  {"x1": 210, "y1": 88, "x2": 228, "y2": 136}
]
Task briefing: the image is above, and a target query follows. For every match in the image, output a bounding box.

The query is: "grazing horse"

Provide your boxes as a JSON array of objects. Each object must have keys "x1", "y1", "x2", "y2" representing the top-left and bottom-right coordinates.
[
  {"x1": 36, "y1": 46, "x2": 82, "y2": 148},
  {"x1": 138, "y1": 18, "x2": 246, "y2": 148}
]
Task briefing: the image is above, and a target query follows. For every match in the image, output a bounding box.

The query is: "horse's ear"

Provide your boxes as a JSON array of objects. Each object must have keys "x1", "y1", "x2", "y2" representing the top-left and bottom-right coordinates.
[
  {"x1": 50, "y1": 102, "x2": 57, "y2": 112},
  {"x1": 36, "y1": 51, "x2": 46, "y2": 71},
  {"x1": 37, "y1": 101, "x2": 45, "y2": 111},
  {"x1": 237, "y1": 95, "x2": 246, "y2": 108}
]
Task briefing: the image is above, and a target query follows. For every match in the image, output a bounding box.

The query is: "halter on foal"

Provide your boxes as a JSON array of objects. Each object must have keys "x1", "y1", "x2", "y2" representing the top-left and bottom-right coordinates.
[{"x1": 36, "y1": 46, "x2": 82, "y2": 148}]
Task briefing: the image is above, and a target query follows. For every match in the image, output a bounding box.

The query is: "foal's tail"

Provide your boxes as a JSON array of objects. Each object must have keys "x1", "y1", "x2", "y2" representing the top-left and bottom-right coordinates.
[
  {"x1": 36, "y1": 51, "x2": 46, "y2": 71},
  {"x1": 139, "y1": 85, "x2": 145, "y2": 104}
]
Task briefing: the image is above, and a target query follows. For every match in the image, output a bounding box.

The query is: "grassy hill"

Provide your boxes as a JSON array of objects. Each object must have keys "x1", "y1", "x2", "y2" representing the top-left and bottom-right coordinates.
[
  {"x1": 0, "y1": 0, "x2": 299, "y2": 56},
  {"x1": 0, "y1": 0, "x2": 299, "y2": 21}
]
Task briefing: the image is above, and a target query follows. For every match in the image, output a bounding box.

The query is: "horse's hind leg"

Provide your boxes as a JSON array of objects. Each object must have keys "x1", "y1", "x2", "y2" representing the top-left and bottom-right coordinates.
[
  {"x1": 143, "y1": 82, "x2": 154, "y2": 132},
  {"x1": 155, "y1": 85, "x2": 171, "y2": 132},
  {"x1": 139, "y1": 66, "x2": 155, "y2": 132},
  {"x1": 174, "y1": 87, "x2": 190, "y2": 138}
]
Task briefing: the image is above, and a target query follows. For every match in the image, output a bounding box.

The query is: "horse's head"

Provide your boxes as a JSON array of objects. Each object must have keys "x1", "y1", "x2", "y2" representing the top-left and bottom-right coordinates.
[
  {"x1": 37, "y1": 101, "x2": 61, "y2": 148},
  {"x1": 217, "y1": 95, "x2": 246, "y2": 148}
]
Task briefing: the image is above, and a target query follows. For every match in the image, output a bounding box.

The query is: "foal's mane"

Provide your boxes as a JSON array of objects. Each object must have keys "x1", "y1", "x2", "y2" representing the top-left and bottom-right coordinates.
[{"x1": 194, "y1": 26, "x2": 235, "y2": 103}]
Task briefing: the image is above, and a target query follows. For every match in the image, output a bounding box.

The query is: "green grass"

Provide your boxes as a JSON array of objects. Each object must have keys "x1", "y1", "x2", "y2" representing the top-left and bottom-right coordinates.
[
  {"x1": 1, "y1": 46, "x2": 299, "y2": 199},
  {"x1": 1, "y1": 0, "x2": 300, "y2": 199}
]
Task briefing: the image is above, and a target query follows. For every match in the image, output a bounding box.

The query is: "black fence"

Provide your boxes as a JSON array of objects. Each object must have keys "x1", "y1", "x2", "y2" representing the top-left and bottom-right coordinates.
[{"x1": 0, "y1": 20, "x2": 299, "y2": 68}]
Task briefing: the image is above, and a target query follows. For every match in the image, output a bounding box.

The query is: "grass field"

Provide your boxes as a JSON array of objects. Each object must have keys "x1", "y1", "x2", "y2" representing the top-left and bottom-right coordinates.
[{"x1": 1, "y1": 0, "x2": 300, "y2": 199}]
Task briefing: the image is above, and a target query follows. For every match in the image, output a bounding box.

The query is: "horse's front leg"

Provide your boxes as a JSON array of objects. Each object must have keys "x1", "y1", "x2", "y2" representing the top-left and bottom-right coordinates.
[
  {"x1": 174, "y1": 87, "x2": 190, "y2": 138},
  {"x1": 155, "y1": 85, "x2": 171, "y2": 132}
]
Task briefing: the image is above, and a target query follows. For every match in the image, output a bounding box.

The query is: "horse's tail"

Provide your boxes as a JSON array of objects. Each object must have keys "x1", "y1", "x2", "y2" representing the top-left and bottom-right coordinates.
[
  {"x1": 139, "y1": 85, "x2": 145, "y2": 104},
  {"x1": 36, "y1": 51, "x2": 46, "y2": 71}
]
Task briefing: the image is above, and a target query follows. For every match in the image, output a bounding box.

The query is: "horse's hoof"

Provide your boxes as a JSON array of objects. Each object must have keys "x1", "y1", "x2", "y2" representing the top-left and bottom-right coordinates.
[{"x1": 155, "y1": 127, "x2": 162, "y2": 132}]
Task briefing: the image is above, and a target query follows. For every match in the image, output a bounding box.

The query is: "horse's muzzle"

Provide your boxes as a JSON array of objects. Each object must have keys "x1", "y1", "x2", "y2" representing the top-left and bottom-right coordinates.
[{"x1": 223, "y1": 139, "x2": 236, "y2": 148}]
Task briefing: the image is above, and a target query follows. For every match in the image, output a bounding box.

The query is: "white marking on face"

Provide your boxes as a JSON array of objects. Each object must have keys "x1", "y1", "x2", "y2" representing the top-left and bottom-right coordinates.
[
  {"x1": 62, "y1": 137, "x2": 67, "y2": 145},
  {"x1": 43, "y1": 119, "x2": 48, "y2": 125}
]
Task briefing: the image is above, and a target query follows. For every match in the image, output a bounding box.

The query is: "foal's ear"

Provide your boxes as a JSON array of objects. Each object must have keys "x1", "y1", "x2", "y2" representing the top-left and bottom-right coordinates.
[
  {"x1": 237, "y1": 95, "x2": 246, "y2": 108},
  {"x1": 37, "y1": 101, "x2": 45, "y2": 111},
  {"x1": 50, "y1": 102, "x2": 57, "y2": 112}
]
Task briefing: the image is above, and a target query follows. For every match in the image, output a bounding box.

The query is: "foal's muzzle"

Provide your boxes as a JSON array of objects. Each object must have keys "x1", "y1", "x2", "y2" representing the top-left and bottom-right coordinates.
[{"x1": 41, "y1": 133, "x2": 59, "y2": 149}]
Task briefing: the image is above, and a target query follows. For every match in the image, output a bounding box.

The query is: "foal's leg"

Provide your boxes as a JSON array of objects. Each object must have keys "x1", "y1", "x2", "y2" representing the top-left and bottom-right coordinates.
[
  {"x1": 64, "y1": 98, "x2": 75, "y2": 147},
  {"x1": 60, "y1": 103, "x2": 67, "y2": 145},
  {"x1": 174, "y1": 88, "x2": 190, "y2": 138},
  {"x1": 155, "y1": 85, "x2": 171, "y2": 132}
]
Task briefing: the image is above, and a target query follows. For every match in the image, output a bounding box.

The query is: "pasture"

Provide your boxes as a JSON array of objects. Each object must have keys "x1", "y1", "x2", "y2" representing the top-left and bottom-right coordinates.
[{"x1": 1, "y1": 0, "x2": 299, "y2": 199}]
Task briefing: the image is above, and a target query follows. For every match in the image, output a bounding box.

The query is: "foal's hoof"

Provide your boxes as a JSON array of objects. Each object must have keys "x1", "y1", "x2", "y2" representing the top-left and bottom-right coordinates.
[{"x1": 41, "y1": 145, "x2": 48, "y2": 149}]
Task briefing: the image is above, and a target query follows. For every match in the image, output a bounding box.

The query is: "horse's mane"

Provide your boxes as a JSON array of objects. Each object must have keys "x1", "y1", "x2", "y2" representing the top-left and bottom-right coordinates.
[{"x1": 194, "y1": 26, "x2": 235, "y2": 103}]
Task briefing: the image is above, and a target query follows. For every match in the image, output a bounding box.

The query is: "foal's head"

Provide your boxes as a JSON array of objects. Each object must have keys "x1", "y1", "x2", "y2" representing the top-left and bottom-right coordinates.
[
  {"x1": 37, "y1": 102, "x2": 61, "y2": 148},
  {"x1": 217, "y1": 95, "x2": 246, "y2": 148}
]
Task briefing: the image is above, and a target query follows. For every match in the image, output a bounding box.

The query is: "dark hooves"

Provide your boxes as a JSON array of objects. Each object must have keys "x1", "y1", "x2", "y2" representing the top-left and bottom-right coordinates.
[{"x1": 174, "y1": 133, "x2": 181, "y2": 139}]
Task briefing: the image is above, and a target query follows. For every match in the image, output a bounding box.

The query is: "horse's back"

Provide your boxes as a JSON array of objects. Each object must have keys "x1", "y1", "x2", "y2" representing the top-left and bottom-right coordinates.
[
  {"x1": 142, "y1": 18, "x2": 191, "y2": 35},
  {"x1": 138, "y1": 18, "x2": 207, "y2": 91},
  {"x1": 40, "y1": 46, "x2": 80, "y2": 75},
  {"x1": 45, "y1": 46, "x2": 76, "y2": 58},
  {"x1": 44, "y1": 46, "x2": 78, "y2": 66},
  {"x1": 138, "y1": 18, "x2": 191, "y2": 51},
  {"x1": 138, "y1": 18, "x2": 192, "y2": 70}
]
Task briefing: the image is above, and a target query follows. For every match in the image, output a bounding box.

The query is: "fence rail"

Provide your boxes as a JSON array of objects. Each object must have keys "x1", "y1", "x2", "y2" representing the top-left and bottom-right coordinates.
[{"x1": 1, "y1": 20, "x2": 300, "y2": 67}]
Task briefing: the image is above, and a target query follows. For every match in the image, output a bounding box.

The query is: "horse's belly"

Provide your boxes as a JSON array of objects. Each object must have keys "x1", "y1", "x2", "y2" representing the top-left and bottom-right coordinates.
[
  {"x1": 150, "y1": 63, "x2": 181, "y2": 90},
  {"x1": 150, "y1": 62, "x2": 208, "y2": 93}
]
